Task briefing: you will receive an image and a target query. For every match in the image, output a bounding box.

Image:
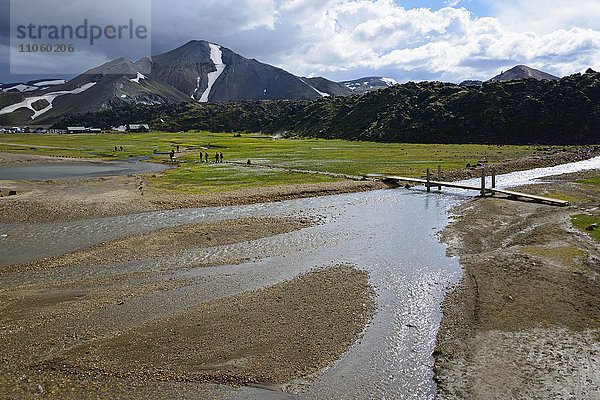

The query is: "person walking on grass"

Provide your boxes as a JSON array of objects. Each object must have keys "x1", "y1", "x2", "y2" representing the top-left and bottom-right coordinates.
[
  {"x1": 215, "y1": 152, "x2": 219, "y2": 163},
  {"x1": 219, "y1": 152, "x2": 223, "y2": 163},
  {"x1": 205, "y1": 152, "x2": 209, "y2": 163}
]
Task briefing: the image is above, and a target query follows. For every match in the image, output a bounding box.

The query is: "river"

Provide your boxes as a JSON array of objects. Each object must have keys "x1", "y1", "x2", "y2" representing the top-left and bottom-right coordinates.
[{"x1": 1, "y1": 156, "x2": 599, "y2": 399}]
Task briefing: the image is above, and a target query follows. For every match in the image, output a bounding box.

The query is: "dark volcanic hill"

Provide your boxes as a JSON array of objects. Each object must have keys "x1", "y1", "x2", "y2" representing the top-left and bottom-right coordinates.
[
  {"x1": 138, "y1": 40, "x2": 351, "y2": 102},
  {"x1": 488, "y1": 65, "x2": 559, "y2": 82},
  {"x1": 57, "y1": 69, "x2": 600, "y2": 145}
]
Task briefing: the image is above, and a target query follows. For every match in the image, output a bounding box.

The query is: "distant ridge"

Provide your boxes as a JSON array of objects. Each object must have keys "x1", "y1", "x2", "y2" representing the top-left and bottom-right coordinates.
[
  {"x1": 342, "y1": 76, "x2": 399, "y2": 94},
  {"x1": 56, "y1": 69, "x2": 600, "y2": 145},
  {"x1": 488, "y1": 65, "x2": 559, "y2": 82}
]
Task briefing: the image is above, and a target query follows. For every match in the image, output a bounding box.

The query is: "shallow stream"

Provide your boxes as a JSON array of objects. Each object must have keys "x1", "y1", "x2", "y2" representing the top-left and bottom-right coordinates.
[
  {"x1": 1, "y1": 156, "x2": 598, "y2": 399},
  {"x1": 0, "y1": 158, "x2": 168, "y2": 180}
]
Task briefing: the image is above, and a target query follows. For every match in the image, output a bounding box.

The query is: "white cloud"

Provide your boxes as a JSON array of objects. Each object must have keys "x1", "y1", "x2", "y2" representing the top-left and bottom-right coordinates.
[
  {"x1": 486, "y1": 0, "x2": 600, "y2": 33},
  {"x1": 252, "y1": 0, "x2": 600, "y2": 81},
  {"x1": 3, "y1": 0, "x2": 600, "y2": 83},
  {"x1": 151, "y1": 0, "x2": 278, "y2": 46}
]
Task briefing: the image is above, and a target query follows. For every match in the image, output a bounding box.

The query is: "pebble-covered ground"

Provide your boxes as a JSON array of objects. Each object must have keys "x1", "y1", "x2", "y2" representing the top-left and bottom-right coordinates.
[{"x1": 435, "y1": 170, "x2": 600, "y2": 399}]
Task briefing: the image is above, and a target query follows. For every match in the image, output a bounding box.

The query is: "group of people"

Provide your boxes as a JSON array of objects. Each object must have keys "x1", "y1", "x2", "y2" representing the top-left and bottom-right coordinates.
[
  {"x1": 163, "y1": 147, "x2": 226, "y2": 163},
  {"x1": 200, "y1": 151, "x2": 224, "y2": 163}
]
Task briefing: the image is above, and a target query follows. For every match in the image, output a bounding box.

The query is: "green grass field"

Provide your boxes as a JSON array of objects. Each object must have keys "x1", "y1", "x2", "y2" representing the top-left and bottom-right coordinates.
[
  {"x1": 0, "y1": 131, "x2": 555, "y2": 192},
  {"x1": 570, "y1": 176, "x2": 600, "y2": 241}
]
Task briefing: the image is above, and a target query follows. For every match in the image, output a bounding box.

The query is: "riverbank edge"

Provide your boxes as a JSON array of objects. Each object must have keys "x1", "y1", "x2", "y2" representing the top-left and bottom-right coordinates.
[{"x1": 433, "y1": 169, "x2": 600, "y2": 398}]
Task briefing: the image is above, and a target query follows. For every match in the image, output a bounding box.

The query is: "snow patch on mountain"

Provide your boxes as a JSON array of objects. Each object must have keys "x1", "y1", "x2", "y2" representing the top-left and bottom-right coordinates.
[
  {"x1": 300, "y1": 78, "x2": 330, "y2": 97},
  {"x1": 199, "y1": 44, "x2": 226, "y2": 103},
  {"x1": 2, "y1": 84, "x2": 38, "y2": 93},
  {"x1": 34, "y1": 80, "x2": 67, "y2": 87},
  {"x1": 312, "y1": 87, "x2": 330, "y2": 97},
  {"x1": 192, "y1": 77, "x2": 200, "y2": 99},
  {"x1": 130, "y1": 73, "x2": 146, "y2": 84},
  {"x1": 382, "y1": 77, "x2": 399, "y2": 86},
  {"x1": 0, "y1": 82, "x2": 97, "y2": 120}
]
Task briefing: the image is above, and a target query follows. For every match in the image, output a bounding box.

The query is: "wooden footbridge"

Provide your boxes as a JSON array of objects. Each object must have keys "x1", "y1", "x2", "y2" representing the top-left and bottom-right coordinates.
[{"x1": 369, "y1": 166, "x2": 569, "y2": 207}]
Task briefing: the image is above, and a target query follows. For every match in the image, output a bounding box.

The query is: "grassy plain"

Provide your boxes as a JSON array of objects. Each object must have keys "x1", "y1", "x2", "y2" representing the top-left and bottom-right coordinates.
[{"x1": 0, "y1": 131, "x2": 555, "y2": 193}]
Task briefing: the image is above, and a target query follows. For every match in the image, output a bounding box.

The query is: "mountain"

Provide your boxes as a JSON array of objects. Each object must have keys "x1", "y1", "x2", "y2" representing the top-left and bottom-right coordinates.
[
  {"x1": 304, "y1": 77, "x2": 353, "y2": 97},
  {"x1": 0, "y1": 58, "x2": 191, "y2": 124},
  {"x1": 138, "y1": 40, "x2": 351, "y2": 102},
  {"x1": 57, "y1": 69, "x2": 600, "y2": 145},
  {"x1": 342, "y1": 76, "x2": 399, "y2": 94},
  {"x1": 488, "y1": 65, "x2": 559, "y2": 82},
  {"x1": 0, "y1": 40, "x2": 353, "y2": 124}
]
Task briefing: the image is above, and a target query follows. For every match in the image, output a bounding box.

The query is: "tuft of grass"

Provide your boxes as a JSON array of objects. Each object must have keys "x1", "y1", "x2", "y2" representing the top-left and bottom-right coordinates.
[
  {"x1": 520, "y1": 245, "x2": 587, "y2": 268},
  {"x1": 548, "y1": 192, "x2": 587, "y2": 203},
  {"x1": 575, "y1": 177, "x2": 600, "y2": 188},
  {"x1": 572, "y1": 214, "x2": 600, "y2": 242}
]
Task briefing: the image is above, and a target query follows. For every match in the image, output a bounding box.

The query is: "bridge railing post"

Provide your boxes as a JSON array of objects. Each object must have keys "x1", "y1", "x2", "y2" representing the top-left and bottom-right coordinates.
[
  {"x1": 437, "y1": 164, "x2": 442, "y2": 191},
  {"x1": 480, "y1": 168, "x2": 486, "y2": 196},
  {"x1": 426, "y1": 168, "x2": 431, "y2": 192}
]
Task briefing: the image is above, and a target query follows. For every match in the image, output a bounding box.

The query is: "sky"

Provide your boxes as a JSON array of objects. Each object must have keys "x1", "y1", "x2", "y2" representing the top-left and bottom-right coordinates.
[{"x1": 1, "y1": 0, "x2": 600, "y2": 84}]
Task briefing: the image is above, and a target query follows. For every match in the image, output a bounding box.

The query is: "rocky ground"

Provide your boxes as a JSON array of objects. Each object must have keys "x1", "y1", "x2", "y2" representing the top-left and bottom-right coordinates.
[
  {"x1": 4, "y1": 217, "x2": 314, "y2": 273},
  {"x1": 435, "y1": 170, "x2": 600, "y2": 399}
]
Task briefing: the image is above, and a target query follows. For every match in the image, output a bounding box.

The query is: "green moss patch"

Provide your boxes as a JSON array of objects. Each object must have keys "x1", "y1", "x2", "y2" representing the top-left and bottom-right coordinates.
[{"x1": 572, "y1": 214, "x2": 600, "y2": 242}]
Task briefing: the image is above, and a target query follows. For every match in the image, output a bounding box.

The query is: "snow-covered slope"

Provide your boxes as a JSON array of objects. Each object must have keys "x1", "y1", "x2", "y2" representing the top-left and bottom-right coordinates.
[
  {"x1": 342, "y1": 76, "x2": 399, "y2": 94},
  {"x1": 1, "y1": 79, "x2": 68, "y2": 93},
  {"x1": 0, "y1": 83, "x2": 96, "y2": 119},
  {"x1": 0, "y1": 58, "x2": 191, "y2": 124},
  {"x1": 199, "y1": 44, "x2": 226, "y2": 102}
]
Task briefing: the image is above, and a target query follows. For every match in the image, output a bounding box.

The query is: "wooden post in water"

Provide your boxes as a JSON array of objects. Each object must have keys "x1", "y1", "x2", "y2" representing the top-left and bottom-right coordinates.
[
  {"x1": 426, "y1": 168, "x2": 431, "y2": 192},
  {"x1": 480, "y1": 168, "x2": 486, "y2": 196},
  {"x1": 492, "y1": 167, "x2": 496, "y2": 189},
  {"x1": 437, "y1": 164, "x2": 442, "y2": 191}
]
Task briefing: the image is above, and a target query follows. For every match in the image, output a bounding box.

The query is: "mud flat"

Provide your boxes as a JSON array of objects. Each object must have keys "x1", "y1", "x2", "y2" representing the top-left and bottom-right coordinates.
[{"x1": 435, "y1": 170, "x2": 600, "y2": 399}]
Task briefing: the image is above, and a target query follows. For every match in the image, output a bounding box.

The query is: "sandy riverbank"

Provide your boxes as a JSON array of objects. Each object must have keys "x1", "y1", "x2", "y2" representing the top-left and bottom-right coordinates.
[
  {"x1": 0, "y1": 173, "x2": 383, "y2": 224},
  {"x1": 0, "y1": 212, "x2": 375, "y2": 398},
  {"x1": 435, "y1": 170, "x2": 600, "y2": 399}
]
